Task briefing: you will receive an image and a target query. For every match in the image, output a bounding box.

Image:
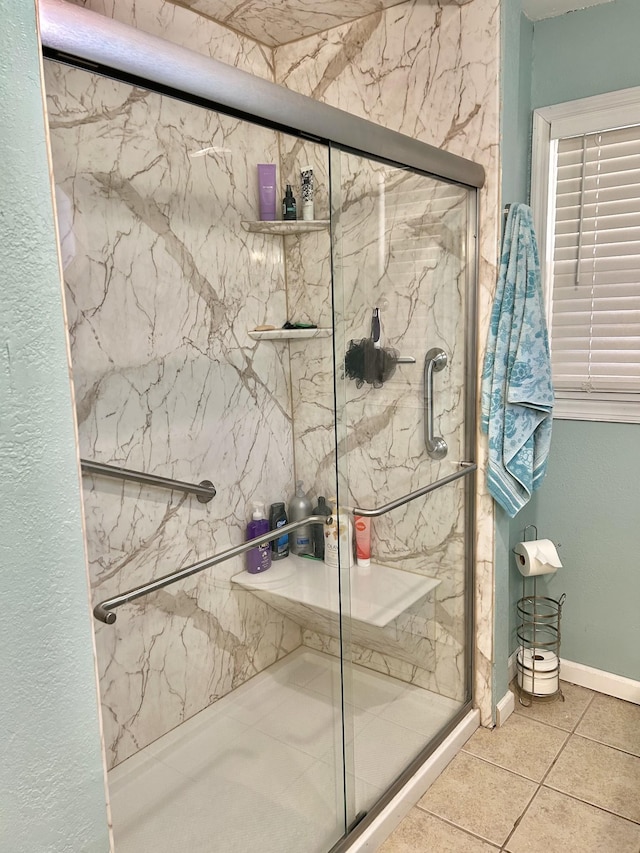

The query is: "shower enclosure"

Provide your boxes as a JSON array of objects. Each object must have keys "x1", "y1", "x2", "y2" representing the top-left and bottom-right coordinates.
[{"x1": 41, "y1": 3, "x2": 483, "y2": 851}]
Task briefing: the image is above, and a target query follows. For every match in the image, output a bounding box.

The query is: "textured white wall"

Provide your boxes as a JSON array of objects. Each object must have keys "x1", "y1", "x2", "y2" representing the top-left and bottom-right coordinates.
[{"x1": 0, "y1": 1, "x2": 110, "y2": 850}]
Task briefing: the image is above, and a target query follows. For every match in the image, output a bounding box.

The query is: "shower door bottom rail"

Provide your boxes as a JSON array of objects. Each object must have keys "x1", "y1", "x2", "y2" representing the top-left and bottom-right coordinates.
[{"x1": 93, "y1": 514, "x2": 330, "y2": 624}]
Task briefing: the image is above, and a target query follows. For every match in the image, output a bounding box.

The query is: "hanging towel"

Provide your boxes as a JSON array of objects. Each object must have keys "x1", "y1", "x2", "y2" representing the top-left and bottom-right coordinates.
[{"x1": 481, "y1": 204, "x2": 554, "y2": 518}]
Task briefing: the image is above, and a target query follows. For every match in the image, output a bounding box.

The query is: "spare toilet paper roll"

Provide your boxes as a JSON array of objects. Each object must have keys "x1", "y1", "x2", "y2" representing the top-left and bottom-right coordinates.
[
  {"x1": 517, "y1": 648, "x2": 559, "y2": 695},
  {"x1": 517, "y1": 647, "x2": 558, "y2": 672},
  {"x1": 514, "y1": 539, "x2": 562, "y2": 577}
]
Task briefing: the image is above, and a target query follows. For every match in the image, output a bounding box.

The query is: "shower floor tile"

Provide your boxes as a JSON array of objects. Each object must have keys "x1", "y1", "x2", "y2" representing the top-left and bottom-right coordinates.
[
  {"x1": 380, "y1": 683, "x2": 462, "y2": 736},
  {"x1": 108, "y1": 648, "x2": 459, "y2": 853},
  {"x1": 307, "y1": 661, "x2": 409, "y2": 714},
  {"x1": 146, "y1": 711, "x2": 248, "y2": 777},
  {"x1": 350, "y1": 715, "x2": 432, "y2": 789},
  {"x1": 254, "y1": 683, "x2": 374, "y2": 759}
]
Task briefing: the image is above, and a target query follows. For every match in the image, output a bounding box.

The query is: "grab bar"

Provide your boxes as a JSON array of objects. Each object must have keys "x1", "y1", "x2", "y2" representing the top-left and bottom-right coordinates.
[
  {"x1": 94, "y1": 466, "x2": 477, "y2": 622},
  {"x1": 352, "y1": 464, "x2": 476, "y2": 518},
  {"x1": 424, "y1": 347, "x2": 448, "y2": 460},
  {"x1": 81, "y1": 459, "x2": 216, "y2": 504},
  {"x1": 93, "y1": 514, "x2": 330, "y2": 624}
]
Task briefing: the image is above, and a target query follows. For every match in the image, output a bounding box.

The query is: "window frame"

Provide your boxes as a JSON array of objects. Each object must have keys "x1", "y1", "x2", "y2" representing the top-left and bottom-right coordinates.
[{"x1": 531, "y1": 86, "x2": 640, "y2": 424}]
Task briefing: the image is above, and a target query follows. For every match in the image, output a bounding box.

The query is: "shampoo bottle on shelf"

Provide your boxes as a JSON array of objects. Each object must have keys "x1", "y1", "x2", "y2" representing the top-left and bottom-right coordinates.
[
  {"x1": 324, "y1": 498, "x2": 353, "y2": 569},
  {"x1": 312, "y1": 495, "x2": 329, "y2": 559},
  {"x1": 300, "y1": 166, "x2": 314, "y2": 221},
  {"x1": 246, "y1": 502, "x2": 271, "y2": 574},
  {"x1": 289, "y1": 480, "x2": 313, "y2": 556},
  {"x1": 257, "y1": 164, "x2": 276, "y2": 221},
  {"x1": 269, "y1": 502, "x2": 289, "y2": 560}
]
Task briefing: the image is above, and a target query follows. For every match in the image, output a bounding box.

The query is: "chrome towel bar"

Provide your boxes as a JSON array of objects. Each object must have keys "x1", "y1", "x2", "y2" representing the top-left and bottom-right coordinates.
[
  {"x1": 352, "y1": 465, "x2": 476, "y2": 518},
  {"x1": 93, "y1": 514, "x2": 330, "y2": 624},
  {"x1": 81, "y1": 459, "x2": 216, "y2": 504}
]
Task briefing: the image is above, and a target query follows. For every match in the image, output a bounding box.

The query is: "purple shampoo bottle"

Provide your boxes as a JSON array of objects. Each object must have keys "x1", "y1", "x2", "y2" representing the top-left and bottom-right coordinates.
[
  {"x1": 257, "y1": 164, "x2": 277, "y2": 221},
  {"x1": 246, "y1": 502, "x2": 272, "y2": 573}
]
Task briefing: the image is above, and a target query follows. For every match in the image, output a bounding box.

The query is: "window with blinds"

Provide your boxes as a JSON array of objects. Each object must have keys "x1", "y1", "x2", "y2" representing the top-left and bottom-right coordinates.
[{"x1": 549, "y1": 123, "x2": 640, "y2": 418}]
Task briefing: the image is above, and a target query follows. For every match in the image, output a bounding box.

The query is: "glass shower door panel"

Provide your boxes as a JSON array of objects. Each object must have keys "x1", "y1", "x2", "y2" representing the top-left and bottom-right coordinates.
[
  {"x1": 346, "y1": 475, "x2": 469, "y2": 816},
  {"x1": 330, "y1": 148, "x2": 473, "y2": 820},
  {"x1": 44, "y1": 60, "x2": 346, "y2": 853}
]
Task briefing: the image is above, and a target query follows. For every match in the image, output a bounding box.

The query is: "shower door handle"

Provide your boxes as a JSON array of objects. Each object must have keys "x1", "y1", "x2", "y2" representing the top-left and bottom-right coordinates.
[{"x1": 424, "y1": 347, "x2": 448, "y2": 460}]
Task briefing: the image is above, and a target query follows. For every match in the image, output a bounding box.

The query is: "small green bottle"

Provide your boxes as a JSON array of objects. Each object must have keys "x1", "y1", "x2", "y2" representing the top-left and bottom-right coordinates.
[{"x1": 282, "y1": 184, "x2": 297, "y2": 220}]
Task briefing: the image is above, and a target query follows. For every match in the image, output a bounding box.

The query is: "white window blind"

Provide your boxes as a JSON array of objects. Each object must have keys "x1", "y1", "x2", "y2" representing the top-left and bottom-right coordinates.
[{"x1": 551, "y1": 124, "x2": 640, "y2": 401}]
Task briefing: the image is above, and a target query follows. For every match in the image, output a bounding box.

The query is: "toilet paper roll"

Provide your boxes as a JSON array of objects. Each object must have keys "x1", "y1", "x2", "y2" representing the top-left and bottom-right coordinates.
[
  {"x1": 517, "y1": 648, "x2": 559, "y2": 695},
  {"x1": 517, "y1": 666, "x2": 559, "y2": 696},
  {"x1": 514, "y1": 539, "x2": 562, "y2": 577},
  {"x1": 517, "y1": 647, "x2": 558, "y2": 672}
]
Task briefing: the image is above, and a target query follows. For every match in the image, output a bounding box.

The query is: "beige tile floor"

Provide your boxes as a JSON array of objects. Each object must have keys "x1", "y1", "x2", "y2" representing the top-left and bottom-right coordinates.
[{"x1": 379, "y1": 682, "x2": 640, "y2": 853}]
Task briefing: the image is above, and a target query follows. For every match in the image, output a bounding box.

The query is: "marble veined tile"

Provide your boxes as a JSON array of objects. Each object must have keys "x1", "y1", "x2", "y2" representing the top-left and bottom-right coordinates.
[
  {"x1": 69, "y1": 0, "x2": 275, "y2": 79},
  {"x1": 170, "y1": 0, "x2": 408, "y2": 48}
]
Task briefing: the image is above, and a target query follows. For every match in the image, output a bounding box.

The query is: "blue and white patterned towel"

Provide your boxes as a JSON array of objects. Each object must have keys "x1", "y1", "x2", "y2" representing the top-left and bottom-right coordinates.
[{"x1": 481, "y1": 203, "x2": 554, "y2": 517}]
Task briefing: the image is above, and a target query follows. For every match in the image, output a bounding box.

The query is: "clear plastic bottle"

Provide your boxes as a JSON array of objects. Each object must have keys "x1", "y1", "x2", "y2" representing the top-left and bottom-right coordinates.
[
  {"x1": 289, "y1": 480, "x2": 313, "y2": 556},
  {"x1": 246, "y1": 503, "x2": 271, "y2": 574}
]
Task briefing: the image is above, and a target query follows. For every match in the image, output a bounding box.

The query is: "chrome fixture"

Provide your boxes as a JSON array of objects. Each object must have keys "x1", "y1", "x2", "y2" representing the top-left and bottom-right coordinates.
[
  {"x1": 424, "y1": 347, "x2": 448, "y2": 460},
  {"x1": 81, "y1": 459, "x2": 216, "y2": 503},
  {"x1": 352, "y1": 465, "x2": 476, "y2": 518}
]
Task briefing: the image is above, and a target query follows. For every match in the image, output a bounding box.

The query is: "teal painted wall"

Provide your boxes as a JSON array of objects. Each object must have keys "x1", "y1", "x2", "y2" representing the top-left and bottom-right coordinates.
[
  {"x1": 496, "y1": 0, "x2": 533, "y2": 709},
  {"x1": 0, "y1": 2, "x2": 110, "y2": 850},
  {"x1": 508, "y1": 0, "x2": 640, "y2": 682},
  {"x1": 501, "y1": 0, "x2": 534, "y2": 206},
  {"x1": 532, "y1": 0, "x2": 640, "y2": 109},
  {"x1": 510, "y1": 423, "x2": 640, "y2": 680}
]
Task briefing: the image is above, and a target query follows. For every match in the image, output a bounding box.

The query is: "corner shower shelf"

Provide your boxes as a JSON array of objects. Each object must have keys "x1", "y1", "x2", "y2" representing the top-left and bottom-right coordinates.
[
  {"x1": 231, "y1": 554, "x2": 440, "y2": 628},
  {"x1": 248, "y1": 327, "x2": 333, "y2": 341},
  {"x1": 241, "y1": 220, "x2": 330, "y2": 235}
]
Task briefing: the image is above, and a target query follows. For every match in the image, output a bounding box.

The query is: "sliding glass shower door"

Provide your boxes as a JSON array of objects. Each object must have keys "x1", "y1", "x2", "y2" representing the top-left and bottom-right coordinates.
[
  {"x1": 44, "y1": 60, "x2": 348, "y2": 853},
  {"x1": 330, "y1": 148, "x2": 476, "y2": 828},
  {"x1": 44, "y1": 52, "x2": 476, "y2": 853}
]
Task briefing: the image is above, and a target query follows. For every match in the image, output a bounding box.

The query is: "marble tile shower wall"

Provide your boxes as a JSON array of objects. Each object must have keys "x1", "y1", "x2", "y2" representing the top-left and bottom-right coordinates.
[
  {"x1": 45, "y1": 55, "x2": 306, "y2": 768},
  {"x1": 275, "y1": 0, "x2": 500, "y2": 722},
  {"x1": 70, "y1": 0, "x2": 275, "y2": 75},
  {"x1": 169, "y1": 0, "x2": 408, "y2": 47}
]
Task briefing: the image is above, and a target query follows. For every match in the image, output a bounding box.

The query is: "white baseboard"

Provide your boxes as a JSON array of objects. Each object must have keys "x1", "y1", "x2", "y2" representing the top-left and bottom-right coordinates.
[
  {"x1": 559, "y1": 659, "x2": 640, "y2": 705},
  {"x1": 495, "y1": 689, "x2": 515, "y2": 726},
  {"x1": 507, "y1": 651, "x2": 640, "y2": 705},
  {"x1": 346, "y1": 709, "x2": 480, "y2": 852}
]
